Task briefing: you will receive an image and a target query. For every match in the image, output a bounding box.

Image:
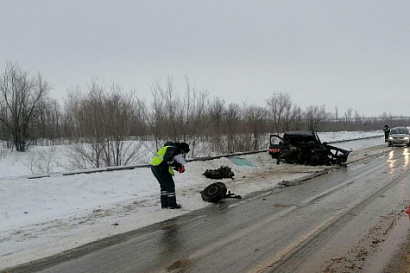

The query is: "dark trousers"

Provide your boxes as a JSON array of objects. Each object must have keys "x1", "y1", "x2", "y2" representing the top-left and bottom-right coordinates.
[{"x1": 151, "y1": 165, "x2": 177, "y2": 208}]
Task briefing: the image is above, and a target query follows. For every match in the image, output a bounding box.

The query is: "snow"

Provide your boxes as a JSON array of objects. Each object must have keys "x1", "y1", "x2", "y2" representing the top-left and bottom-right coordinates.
[{"x1": 0, "y1": 131, "x2": 388, "y2": 270}]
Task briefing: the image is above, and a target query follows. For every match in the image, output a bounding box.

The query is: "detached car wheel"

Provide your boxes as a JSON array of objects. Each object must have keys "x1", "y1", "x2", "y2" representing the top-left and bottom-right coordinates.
[{"x1": 201, "y1": 182, "x2": 227, "y2": 203}]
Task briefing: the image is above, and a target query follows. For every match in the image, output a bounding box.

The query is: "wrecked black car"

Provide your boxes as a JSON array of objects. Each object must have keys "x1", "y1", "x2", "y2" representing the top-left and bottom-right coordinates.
[{"x1": 269, "y1": 131, "x2": 350, "y2": 166}]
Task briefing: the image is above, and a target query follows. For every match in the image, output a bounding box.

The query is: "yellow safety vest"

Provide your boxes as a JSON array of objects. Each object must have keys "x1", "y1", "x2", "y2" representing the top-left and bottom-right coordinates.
[{"x1": 151, "y1": 146, "x2": 175, "y2": 175}]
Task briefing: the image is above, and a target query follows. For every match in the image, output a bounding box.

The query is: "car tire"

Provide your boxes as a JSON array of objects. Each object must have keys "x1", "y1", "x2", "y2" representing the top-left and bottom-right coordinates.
[
  {"x1": 201, "y1": 182, "x2": 227, "y2": 203},
  {"x1": 388, "y1": 142, "x2": 392, "y2": 147}
]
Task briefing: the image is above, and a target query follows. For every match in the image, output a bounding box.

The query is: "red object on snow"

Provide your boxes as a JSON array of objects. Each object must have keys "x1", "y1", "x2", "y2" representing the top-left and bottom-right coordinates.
[
  {"x1": 405, "y1": 205, "x2": 410, "y2": 214},
  {"x1": 177, "y1": 165, "x2": 185, "y2": 173}
]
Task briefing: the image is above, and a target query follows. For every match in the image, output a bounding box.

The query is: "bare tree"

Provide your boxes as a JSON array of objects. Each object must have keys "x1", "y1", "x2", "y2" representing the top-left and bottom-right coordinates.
[
  {"x1": 354, "y1": 111, "x2": 363, "y2": 130},
  {"x1": 62, "y1": 88, "x2": 82, "y2": 143},
  {"x1": 69, "y1": 83, "x2": 105, "y2": 168},
  {"x1": 282, "y1": 104, "x2": 303, "y2": 132},
  {"x1": 179, "y1": 76, "x2": 210, "y2": 157},
  {"x1": 243, "y1": 105, "x2": 268, "y2": 150},
  {"x1": 380, "y1": 112, "x2": 393, "y2": 127},
  {"x1": 130, "y1": 97, "x2": 148, "y2": 137},
  {"x1": 344, "y1": 108, "x2": 354, "y2": 123},
  {"x1": 335, "y1": 107, "x2": 339, "y2": 121},
  {"x1": 146, "y1": 77, "x2": 210, "y2": 157},
  {"x1": 225, "y1": 103, "x2": 241, "y2": 153},
  {"x1": 208, "y1": 97, "x2": 226, "y2": 153},
  {"x1": 101, "y1": 86, "x2": 143, "y2": 166},
  {"x1": 140, "y1": 89, "x2": 164, "y2": 150},
  {"x1": 32, "y1": 97, "x2": 62, "y2": 142},
  {"x1": 65, "y1": 81, "x2": 143, "y2": 169},
  {"x1": 266, "y1": 92, "x2": 293, "y2": 134},
  {"x1": 291, "y1": 105, "x2": 304, "y2": 131},
  {"x1": 305, "y1": 105, "x2": 328, "y2": 131},
  {"x1": 0, "y1": 62, "x2": 50, "y2": 151},
  {"x1": 148, "y1": 78, "x2": 180, "y2": 149}
]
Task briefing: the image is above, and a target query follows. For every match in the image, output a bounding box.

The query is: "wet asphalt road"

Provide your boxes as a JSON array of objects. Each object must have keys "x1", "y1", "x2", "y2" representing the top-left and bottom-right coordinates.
[{"x1": 17, "y1": 147, "x2": 410, "y2": 273}]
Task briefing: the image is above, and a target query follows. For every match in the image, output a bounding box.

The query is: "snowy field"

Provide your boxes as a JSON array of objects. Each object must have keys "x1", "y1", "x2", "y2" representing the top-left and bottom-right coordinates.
[{"x1": 0, "y1": 131, "x2": 389, "y2": 270}]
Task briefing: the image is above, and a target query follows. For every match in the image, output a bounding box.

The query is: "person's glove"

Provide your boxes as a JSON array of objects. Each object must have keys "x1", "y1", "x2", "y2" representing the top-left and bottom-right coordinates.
[{"x1": 177, "y1": 165, "x2": 185, "y2": 173}]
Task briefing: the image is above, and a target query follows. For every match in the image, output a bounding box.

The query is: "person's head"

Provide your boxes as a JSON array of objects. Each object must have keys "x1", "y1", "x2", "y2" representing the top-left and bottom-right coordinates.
[
  {"x1": 385, "y1": 125, "x2": 389, "y2": 127},
  {"x1": 180, "y1": 142, "x2": 190, "y2": 154}
]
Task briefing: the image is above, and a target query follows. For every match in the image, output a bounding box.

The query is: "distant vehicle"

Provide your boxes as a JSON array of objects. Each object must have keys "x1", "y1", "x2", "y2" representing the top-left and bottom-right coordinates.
[
  {"x1": 269, "y1": 131, "x2": 350, "y2": 166},
  {"x1": 387, "y1": 127, "x2": 410, "y2": 147}
]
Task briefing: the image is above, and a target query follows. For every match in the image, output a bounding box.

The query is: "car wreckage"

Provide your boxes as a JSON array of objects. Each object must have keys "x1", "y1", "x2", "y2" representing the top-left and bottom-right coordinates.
[{"x1": 269, "y1": 131, "x2": 351, "y2": 166}]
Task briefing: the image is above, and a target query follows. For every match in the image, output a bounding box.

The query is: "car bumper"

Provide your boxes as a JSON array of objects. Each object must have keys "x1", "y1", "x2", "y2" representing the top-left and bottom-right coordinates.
[{"x1": 389, "y1": 139, "x2": 410, "y2": 145}]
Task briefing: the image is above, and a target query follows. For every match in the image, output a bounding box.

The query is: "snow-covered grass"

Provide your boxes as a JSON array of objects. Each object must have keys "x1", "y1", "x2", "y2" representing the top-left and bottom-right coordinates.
[{"x1": 0, "y1": 131, "x2": 386, "y2": 270}]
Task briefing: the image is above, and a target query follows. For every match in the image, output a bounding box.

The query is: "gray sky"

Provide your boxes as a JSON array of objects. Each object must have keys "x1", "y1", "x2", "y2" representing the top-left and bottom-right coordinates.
[{"x1": 1, "y1": 0, "x2": 410, "y2": 117}]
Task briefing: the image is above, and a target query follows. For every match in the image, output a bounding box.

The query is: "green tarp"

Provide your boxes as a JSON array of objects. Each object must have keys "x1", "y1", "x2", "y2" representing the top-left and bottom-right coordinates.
[{"x1": 229, "y1": 157, "x2": 256, "y2": 167}]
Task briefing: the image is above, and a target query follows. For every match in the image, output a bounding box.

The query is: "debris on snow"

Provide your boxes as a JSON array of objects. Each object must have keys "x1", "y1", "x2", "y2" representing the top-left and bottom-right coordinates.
[{"x1": 203, "y1": 166, "x2": 235, "y2": 179}]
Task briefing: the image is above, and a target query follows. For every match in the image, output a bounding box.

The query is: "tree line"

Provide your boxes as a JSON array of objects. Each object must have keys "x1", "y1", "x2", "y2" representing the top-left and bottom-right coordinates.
[{"x1": 0, "y1": 62, "x2": 408, "y2": 167}]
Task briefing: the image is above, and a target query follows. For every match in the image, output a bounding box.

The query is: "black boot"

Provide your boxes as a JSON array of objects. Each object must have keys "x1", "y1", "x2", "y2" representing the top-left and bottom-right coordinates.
[{"x1": 167, "y1": 194, "x2": 180, "y2": 209}]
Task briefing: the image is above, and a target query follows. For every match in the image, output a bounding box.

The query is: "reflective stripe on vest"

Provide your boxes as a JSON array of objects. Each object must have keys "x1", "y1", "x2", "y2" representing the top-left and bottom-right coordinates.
[{"x1": 151, "y1": 146, "x2": 175, "y2": 175}]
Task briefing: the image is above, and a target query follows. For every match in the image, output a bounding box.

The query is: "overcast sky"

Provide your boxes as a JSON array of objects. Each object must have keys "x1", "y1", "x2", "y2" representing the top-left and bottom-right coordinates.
[{"x1": 1, "y1": 1, "x2": 410, "y2": 117}]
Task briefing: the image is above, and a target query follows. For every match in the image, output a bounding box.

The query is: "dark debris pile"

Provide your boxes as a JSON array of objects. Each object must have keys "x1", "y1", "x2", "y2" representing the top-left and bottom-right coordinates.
[{"x1": 203, "y1": 166, "x2": 235, "y2": 179}]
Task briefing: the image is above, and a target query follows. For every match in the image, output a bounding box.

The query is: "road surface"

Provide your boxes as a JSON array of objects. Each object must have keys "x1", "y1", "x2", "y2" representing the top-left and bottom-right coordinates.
[{"x1": 11, "y1": 147, "x2": 410, "y2": 273}]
